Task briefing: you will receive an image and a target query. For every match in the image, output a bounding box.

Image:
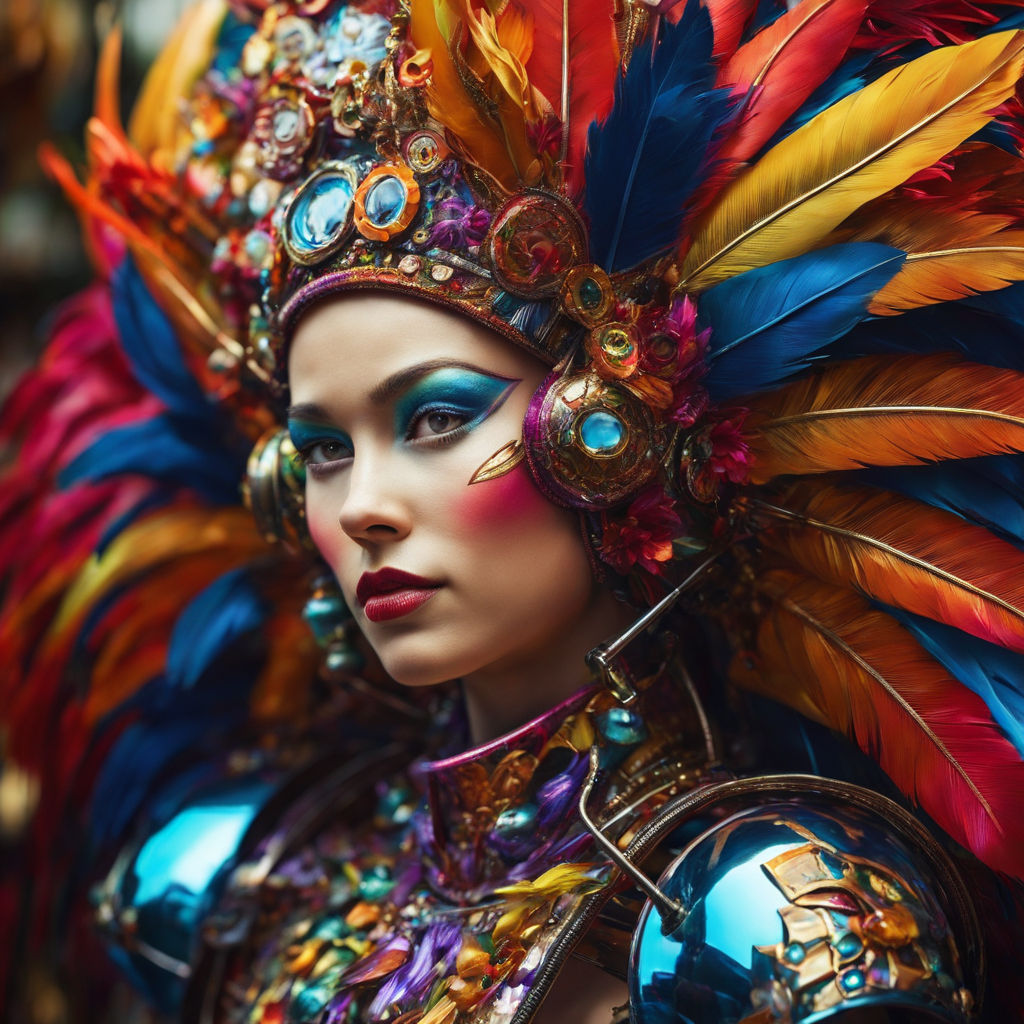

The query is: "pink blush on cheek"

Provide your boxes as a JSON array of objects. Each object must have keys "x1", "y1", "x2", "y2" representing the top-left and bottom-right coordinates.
[
  {"x1": 307, "y1": 507, "x2": 344, "y2": 567},
  {"x1": 458, "y1": 463, "x2": 554, "y2": 530}
]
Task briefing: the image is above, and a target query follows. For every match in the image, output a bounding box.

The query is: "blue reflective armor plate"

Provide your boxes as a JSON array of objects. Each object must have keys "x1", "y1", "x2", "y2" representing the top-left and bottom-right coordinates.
[{"x1": 629, "y1": 800, "x2": 973, "y2": 1024}]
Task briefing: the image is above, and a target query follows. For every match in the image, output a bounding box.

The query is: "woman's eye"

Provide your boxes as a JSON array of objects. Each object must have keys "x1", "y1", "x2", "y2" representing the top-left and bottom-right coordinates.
[
  {"x1": 408, "y1": 410, "x2": 469, "y2": 440},
  {"x1": 303, "y1": 439, "x2": 352, "y2": 464}
]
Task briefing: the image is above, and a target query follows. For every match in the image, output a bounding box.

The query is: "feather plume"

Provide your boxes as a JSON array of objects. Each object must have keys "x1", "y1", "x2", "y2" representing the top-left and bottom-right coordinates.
[
  {"x1": 584, "y1": 4, "x2": 730, "y2": 270},
  {"x1": 127, "y1": 0, "x2": 230, "y2": 157},
  {"x1": 704, "y1": 0, "x2": 758, "y2": 59},
  {"x1": 861, "y1": 455, "x2": 1024, "y2": 550},
  {"x1": 888, "y1": 606, "x2": 1024, "y2": 757},
  {"x1": 868, "y1": 229, "x2": 1024, "y2": 313},
  {"x1": 517, "y1": 0, "x2": 620, "y2": 191},
  {"x1": 716, "y1": 0, "x2": 868, "y2": 166},
  {"x1": 853, "y1": 0, "x2": 1002, "y2": 51},
  {"x1": 757, "y1": 482, "x2": 1024, "y2": 653},
  {"x1": 834, "y1": 280, "x2": 1024, "y2": 369},
  {"x1": 736, "y1": 569, "x2": 1024, "y2": 878},
  {"x1": 411, "y1": 0, "x2": 550, "y2": 189},
  {"x1": 747, "y1": 354, "x2": 1024, "y2": 480},
  {"x1": 698, "y1": 242, "x2": 903, "y2": 400},
  {"x1": 679, "y1": 30, "x2": 1024, "y2": 290}
]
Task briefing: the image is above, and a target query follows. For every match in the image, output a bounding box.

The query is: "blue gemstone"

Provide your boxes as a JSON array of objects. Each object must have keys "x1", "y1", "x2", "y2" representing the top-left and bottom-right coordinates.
[
  {"x1": 579, "y1": 410, "x2": 625, "y2": 455},
  {"x1": 290, "y1": 172, "x2": 355, "y2": 256},
  {"x1": 835, "y1": 932, "x2": 863, "y2": 959},
  {"x1": 364, "y1": 175, "x2": 406, "y2": 227},
  {"x1": 783, "y1": 942, "x2": 806, "y2": 965},
  {"x1": 596, "y1": 708, "x2": 648, "y2": 745},
  {"x1": 839, "y1": 969, "x2": 866, "y2": 993},
  {"x1": 495, "y1": 805, "x2": 538, "y2": 838}
]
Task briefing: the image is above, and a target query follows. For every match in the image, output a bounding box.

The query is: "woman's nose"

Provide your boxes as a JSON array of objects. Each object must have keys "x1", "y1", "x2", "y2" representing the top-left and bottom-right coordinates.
[{"x1": 337, "y1": 452, "x2": 412, "y2": 543}]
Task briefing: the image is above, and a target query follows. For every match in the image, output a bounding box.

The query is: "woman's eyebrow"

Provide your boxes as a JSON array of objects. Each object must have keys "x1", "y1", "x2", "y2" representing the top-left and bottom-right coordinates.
[
  {"x1": 368, "y1": 359, "x2": 505, "y2": 405},
  {"x1": 286, "y1": 402, "x2": 332, "y2": 421}
]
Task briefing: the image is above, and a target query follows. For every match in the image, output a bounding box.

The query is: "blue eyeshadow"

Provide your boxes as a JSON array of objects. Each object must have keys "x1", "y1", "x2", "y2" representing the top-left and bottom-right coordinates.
[{"x1": 393, "y1": 368, "x2": 516, "y2": 437}]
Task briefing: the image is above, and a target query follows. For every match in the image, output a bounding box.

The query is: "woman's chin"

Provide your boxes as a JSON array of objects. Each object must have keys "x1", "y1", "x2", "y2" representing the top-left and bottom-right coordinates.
[{"x1": 371, "y1": 636, "x2": 479, "y2": 689}]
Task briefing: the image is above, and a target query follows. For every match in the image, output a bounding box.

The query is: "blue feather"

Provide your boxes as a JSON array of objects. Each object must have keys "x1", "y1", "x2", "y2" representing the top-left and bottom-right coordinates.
[
  {"x1": 858, "y1": 457, "x2": 1024, "y2": 551},
  {"x1": 90, "y1": 709, "x2": 242, "y2": 844},
  {"x1": 112, "y1": 258, "x2": 209, "y2": 419},
  {"x1": 697, "y1": 242, "x2": 905, "y2": 401},
  {"x1": 58, "y1": 414, "x2": 245, "y2": 504},
  {"x1": 584, "y1": 3, "x2": 731, "y2": 271},
  {"x1": 885, "y1": 605, "x2": 1024, "y2": 758},
  {"x1": 212, "y1": 11, "x2": 255, "y2": 73},
  {"x1": 166, "y1": 569, "x2": 268, "y2": 690},
  {"x1": 834, "y1": 282, "x2": 1024, "y2": 371}
]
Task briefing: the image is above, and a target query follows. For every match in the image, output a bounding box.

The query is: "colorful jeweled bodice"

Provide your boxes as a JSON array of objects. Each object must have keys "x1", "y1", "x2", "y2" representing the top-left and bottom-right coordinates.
[{"x1": 213, "y1": 678, "x2": 710, "y2": 1024}]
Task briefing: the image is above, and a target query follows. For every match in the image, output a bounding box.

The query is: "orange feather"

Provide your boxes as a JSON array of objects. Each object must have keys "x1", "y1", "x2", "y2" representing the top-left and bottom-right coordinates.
[
  {"x1": 746, "y1": 354, "x2": 1024, "y2": 481},
  {"x1": 410, "y1": 0, "x2": 544, "y2": 190},
  {"x1": 735, "y1": 569, "x2": 1024, "y2": 878},
  {"x1": 755, "y1": 482, "x2": 1024, "y2": 653},
  {"x1": 867, "y1": 229, "x2": 1024, "y2": 313}
]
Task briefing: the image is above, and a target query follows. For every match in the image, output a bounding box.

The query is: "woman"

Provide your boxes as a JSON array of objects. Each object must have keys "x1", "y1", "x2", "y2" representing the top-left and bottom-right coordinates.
[{"x1": 5, "y1": 0, "x2": 1024, "y2": 1020}]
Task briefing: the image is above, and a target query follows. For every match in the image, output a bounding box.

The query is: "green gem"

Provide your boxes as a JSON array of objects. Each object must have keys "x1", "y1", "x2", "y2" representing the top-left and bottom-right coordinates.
[
  {"x1": 313, "y1": 917, "x2": 350, "y2": 941},
  {"x1": 595, "y1": 708, "x2": 648, "y2": 745},
  {"x1": 302, "y1": 594, "x2": 346, "y2": 643},
  {"x1": 601, "y1": 328, "x2": 633, "y2": 359},
  {"x1": 835, "y1": 933, "x2": 863, "y2": 959},
  {"x1": 578, "y1": 276, "x2": 602, "y2": 310},
  {"x1": 325, "y1": 645, "x2": 365, "y2": 673},
  {"x1": 495, "y1": 804, "x2": 538, "y2": 838},
  {"x1": 288, "y1": 983, "x2": 331, "y2": 1022},
  {"x1": 358, "y1": 864, "x2": 394, "y2": 901}
]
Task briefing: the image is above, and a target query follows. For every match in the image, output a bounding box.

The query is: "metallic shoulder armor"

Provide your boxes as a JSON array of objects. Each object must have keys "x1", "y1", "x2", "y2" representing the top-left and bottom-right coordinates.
[{"x1": 597, "y1": 775, "x2": 982, "y2": 1024}]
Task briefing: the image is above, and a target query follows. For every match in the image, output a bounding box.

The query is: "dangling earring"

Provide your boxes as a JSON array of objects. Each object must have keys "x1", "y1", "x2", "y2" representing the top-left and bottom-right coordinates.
[
  {"x1": 303, "y1": 571, "x2": 365, "y2": 677},
  {"x1": 244, "y1": 427, "x2": 365, "y2": 677}
]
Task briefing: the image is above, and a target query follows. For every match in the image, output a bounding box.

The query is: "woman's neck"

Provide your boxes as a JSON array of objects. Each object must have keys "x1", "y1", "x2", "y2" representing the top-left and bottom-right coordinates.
[{"x1": 459, "y1": 588, "x2": 635, "y2": 743}]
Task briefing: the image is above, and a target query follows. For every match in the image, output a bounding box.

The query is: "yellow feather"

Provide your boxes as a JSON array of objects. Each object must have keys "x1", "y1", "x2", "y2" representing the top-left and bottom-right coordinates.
[
  {"x1": 410, "y1": 0, "x2": 519, "y2": 189},
  {"x1": 128, "y1": 0, "x2": 227, "y2": 157},
  {"x1": 679, "y1": 30, "x2": 1024, "y2": 291},
  {"x1": 868, "y1": 230, "x2": 1024, "y2": 313},
  {"x1": 50, "y1": 508, "x2": 267, "y2": 641}
]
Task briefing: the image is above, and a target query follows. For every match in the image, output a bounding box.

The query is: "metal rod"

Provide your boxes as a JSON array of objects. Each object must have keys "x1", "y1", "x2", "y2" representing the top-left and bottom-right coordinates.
[{"x1": 577, "y1": 747, "x2": 687, "y2": 933}]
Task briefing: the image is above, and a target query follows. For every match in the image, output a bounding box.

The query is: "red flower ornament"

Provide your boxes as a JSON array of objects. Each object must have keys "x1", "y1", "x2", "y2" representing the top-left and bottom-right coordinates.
[{"x1": 599, "y1": 485, "x2": 685, "y2": 577}]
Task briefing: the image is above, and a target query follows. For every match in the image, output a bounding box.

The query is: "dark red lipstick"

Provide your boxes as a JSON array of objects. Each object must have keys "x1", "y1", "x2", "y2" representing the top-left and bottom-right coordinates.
[{"x1": 356, "y1": 568, "x2": 442, "y2": 623}]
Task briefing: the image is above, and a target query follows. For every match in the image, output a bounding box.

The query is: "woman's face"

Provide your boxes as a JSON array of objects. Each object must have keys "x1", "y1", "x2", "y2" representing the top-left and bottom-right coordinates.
[{"x1": 287, "y1": 293, "x2": 612, "y2": 689}]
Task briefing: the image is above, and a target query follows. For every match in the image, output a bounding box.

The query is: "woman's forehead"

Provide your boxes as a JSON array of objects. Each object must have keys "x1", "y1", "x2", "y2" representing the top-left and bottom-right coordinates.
[{"x1": 288, "y1": 293, "x2": 542, "y2": 398}]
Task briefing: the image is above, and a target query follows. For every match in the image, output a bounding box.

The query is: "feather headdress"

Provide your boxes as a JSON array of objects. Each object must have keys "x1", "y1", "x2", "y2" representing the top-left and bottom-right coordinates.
[{"x1": 11, "y1": 0, "x2": 1024, "y2": 1015}]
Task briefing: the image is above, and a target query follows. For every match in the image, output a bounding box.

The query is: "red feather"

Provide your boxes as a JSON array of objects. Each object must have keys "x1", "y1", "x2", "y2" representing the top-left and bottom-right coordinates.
[
  {"x1": 717, "y1": 0, "x2": 868, "y2": 164},
  {"x1": 519, "y1": 0, "x2": 620, "y2": 193},
  {"x1": 855, "y1": 0, "x2": 1003, "y2": 50},
  {"x1": 736, "y1": 569, "x2": 1024, "y2": 878},
  {"x1": 700, "y1": 0, "x2": 758, "y2": 59}
]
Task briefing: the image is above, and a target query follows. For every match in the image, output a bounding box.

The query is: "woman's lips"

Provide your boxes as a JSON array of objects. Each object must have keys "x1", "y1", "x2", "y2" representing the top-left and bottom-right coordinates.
[
  {"x1": 362, "y1": 587, "x2": 440, "y2": 623},
  {"x1": 357, "y1": 568, "x2": 442, "y2": 623}
]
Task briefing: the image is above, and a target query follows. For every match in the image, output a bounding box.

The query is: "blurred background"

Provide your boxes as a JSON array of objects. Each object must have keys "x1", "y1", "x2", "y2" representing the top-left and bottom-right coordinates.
[{"x1": 0, "y1": 0, "x2": 192, "y2": 398}]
